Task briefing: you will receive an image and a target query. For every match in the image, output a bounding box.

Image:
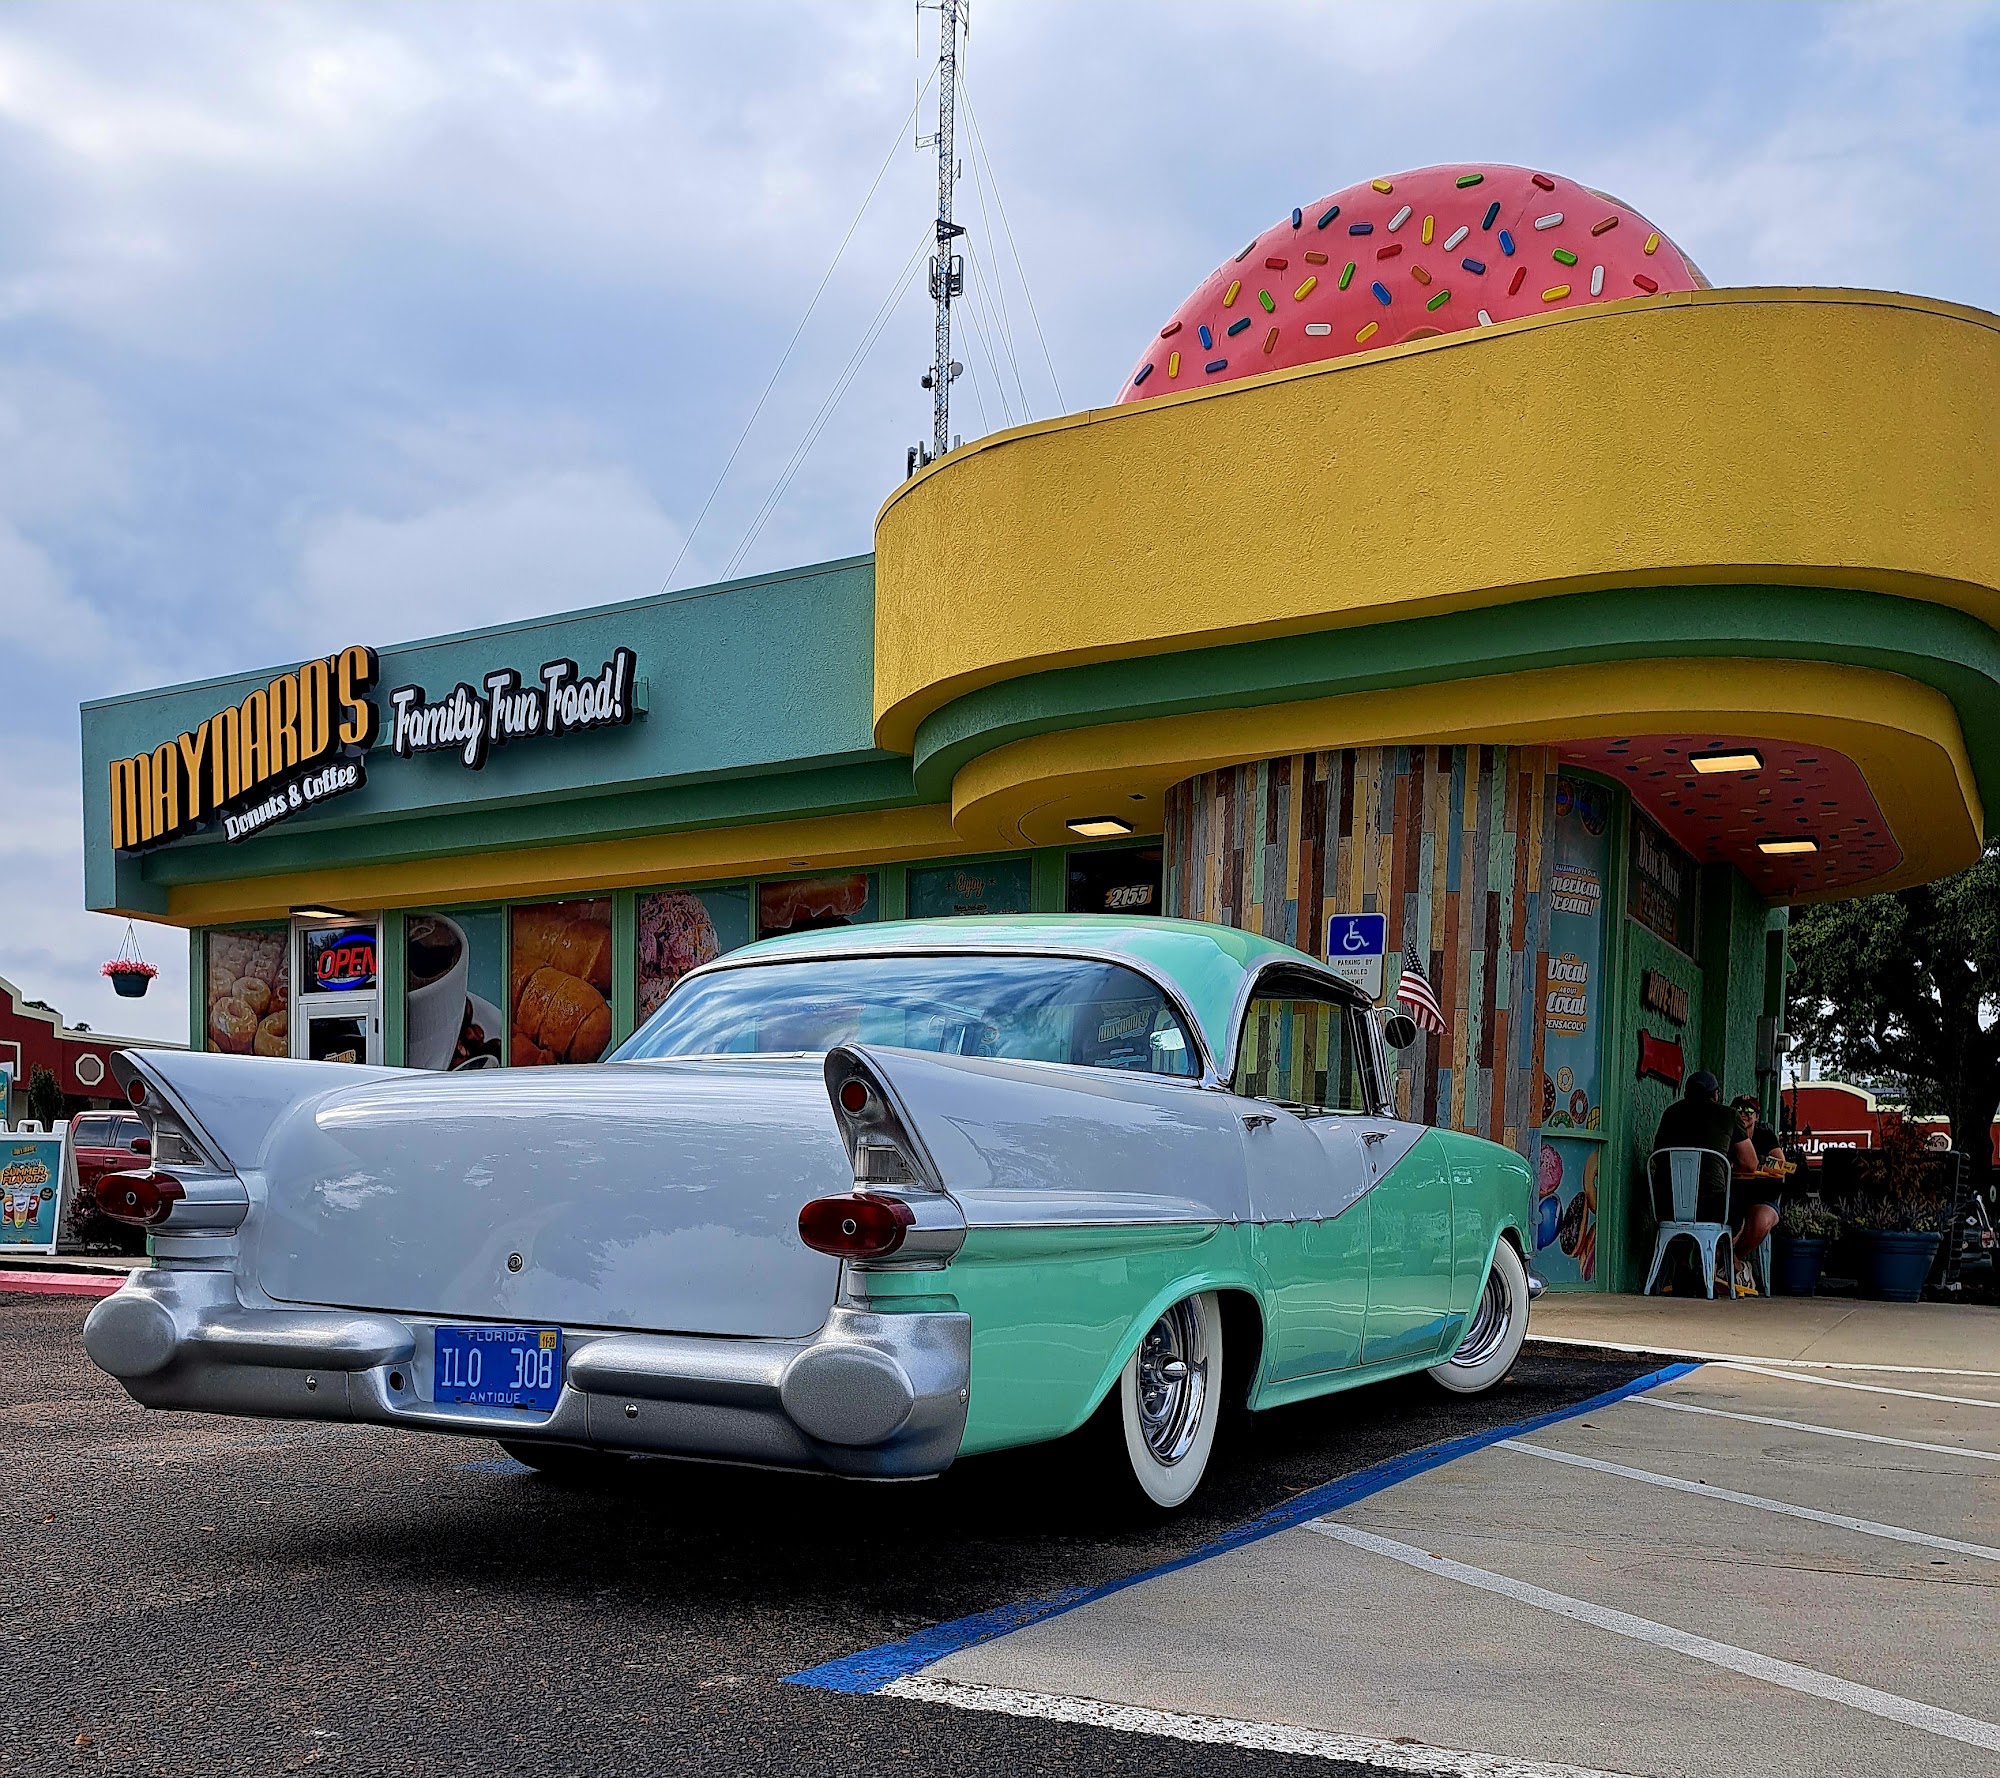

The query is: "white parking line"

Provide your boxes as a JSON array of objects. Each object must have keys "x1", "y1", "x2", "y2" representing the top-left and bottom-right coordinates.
[
  {"x1": 1719, "y1": 1361, "x2": 2000, "y2": 1409},
  {"x1": 1642, "y1": 1396, "x2": 2000, "y2": 1462},
  {"x1": 1497, "y1": 1438, "x2": 2000, "y2": 1561},
  {"x1": 882, "y1": 1676, "x2": 1626, "y2": 1777},
  {"x1": 1529, "y1": 1332, "x2": 2000, "y2": 1379},
  {"x1": 1304, "y1": 1521, "x2": 2000, "y2": 1755}
]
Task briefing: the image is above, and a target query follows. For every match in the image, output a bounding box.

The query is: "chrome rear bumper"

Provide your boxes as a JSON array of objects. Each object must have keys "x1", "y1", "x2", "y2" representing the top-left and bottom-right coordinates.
[{"x1": 82, "y1": 1269, "x2": 970, "y2": 1479}]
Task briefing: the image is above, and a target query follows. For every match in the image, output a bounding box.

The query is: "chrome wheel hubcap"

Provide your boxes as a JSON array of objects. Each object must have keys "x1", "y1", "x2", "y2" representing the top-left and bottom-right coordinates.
[
  {"x1": 1136, "y1": 1299, "x2": 1210, "y2": 1465},
  {"x1": 1451, "y1": 1266, "x2": 1513, "y2": 1368}
]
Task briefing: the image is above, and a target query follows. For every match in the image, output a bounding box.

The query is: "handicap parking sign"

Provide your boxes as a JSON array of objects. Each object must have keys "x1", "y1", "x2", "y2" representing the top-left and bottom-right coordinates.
[{"x1": 1325, "y1": 912, "x2": 1387, "y2": 1002}]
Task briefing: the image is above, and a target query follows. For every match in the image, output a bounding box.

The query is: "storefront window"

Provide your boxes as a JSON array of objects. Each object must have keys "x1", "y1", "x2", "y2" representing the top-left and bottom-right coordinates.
[
  {"x1": 907, "y1": 858, "x2": 1034, "y2": 919},
  {"x1": 636, "y1": 887, "x2": 752, "y2": 1022},
  {"x1": 509, "y1": 898, "x2": 613, "y2": 1066},
  {"x1": 1536, "y1": 774, "x2": 1613, "y2": 1288},
  {"x1": 404, "y1": 910, "x2": 506, "y2": 1070},
  {"x1": 756, "y1": 873, "x2": 877, "y2": 939},
  {"x1": 1066, "y1": 845, "x2": 1162, "y2": 915},
  {"x1": 202, "y1": 926, "x2": 289, "y2": 1057}
]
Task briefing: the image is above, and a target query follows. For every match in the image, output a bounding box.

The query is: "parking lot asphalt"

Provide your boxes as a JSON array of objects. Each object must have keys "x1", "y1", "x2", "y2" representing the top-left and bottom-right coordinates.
[{"x1": 2, "y1": 1289, "x2": 1656, "y2": 1778}]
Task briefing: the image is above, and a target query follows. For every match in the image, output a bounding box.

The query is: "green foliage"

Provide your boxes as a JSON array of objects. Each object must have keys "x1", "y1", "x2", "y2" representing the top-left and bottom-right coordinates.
[
  {"x1": 1778, "y1": 1198, "x2": 1840, "y2": 1240},
  {"x1": 1831, "y1": 1190, "x2": 1948, "y2": 1235},
  {"x1": 25, "y1": 1064, "x2": 62, "y2": 1129},
  {"x1": 1789, "y1": 843, "x2": 2000, "y2": 1169}
]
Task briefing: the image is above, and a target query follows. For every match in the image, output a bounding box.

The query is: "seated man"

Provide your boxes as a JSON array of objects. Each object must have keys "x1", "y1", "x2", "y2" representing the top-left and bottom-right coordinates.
[
  {"x1": 1729, "y1": 1093, "x2": 1785, "y2": 1291},
  {"x1": 1652, "y1": 1072, "x2": 1759, "y2": 1292}
]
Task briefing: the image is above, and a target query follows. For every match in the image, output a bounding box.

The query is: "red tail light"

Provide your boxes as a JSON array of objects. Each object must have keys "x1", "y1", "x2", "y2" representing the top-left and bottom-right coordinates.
[
  {"x1": 798, "y1": 1192, "x2": 915, "y2": 1260},
  {"x1": 93, "y1": 1169, "x2": 184, "y2": 1226}
]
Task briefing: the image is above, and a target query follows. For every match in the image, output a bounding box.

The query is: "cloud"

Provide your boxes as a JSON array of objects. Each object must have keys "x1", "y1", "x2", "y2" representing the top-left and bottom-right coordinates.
[{"x1": 286, "y1": 464, "x2": 682, "y2": 649}]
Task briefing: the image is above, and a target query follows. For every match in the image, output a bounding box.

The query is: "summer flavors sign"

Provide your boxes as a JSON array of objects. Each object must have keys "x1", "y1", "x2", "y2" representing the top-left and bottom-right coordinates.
[{"x1": 109, "y1": 645, "x2": 639, "y2": 851}]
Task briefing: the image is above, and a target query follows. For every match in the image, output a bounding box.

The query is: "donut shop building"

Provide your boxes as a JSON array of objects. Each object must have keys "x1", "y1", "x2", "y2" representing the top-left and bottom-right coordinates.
[{"x1": 77, "y1": 163, "x2": 2000, "y2": 1295}]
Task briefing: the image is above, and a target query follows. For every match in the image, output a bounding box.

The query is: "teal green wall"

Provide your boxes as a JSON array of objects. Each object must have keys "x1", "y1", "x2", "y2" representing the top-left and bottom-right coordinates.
[{"x1": 83, "y1": 555, "x2": 900, "y2": 914}]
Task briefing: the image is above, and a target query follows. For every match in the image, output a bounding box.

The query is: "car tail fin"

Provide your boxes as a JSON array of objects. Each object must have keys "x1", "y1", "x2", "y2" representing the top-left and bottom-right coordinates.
[{"x1": 823, "y1": 1046, "x2": 945, "y2": 1192}]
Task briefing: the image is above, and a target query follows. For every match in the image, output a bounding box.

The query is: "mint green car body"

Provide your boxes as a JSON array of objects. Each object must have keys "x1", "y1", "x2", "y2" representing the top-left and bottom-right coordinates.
[{"x1": 728, "y1": 915, "x2": 1536, "y2": 1454}]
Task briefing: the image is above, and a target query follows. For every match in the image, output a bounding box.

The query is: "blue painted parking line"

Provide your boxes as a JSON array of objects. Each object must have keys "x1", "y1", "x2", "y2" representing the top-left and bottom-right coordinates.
[{"x1": 787, "y1": 1361, "x2": 1700, "y2": 1695}]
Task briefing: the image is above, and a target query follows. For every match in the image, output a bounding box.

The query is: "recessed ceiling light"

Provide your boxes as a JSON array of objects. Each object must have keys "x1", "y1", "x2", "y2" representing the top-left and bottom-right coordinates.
[
  {"x1": 1757, "y1": 837, "x2": 1819, "y2": 855},
  {"x1": 1691, "y1": 748, "x2": 1764, "y2": 774},
  {"x1": 1067, "y1": 816, "x2": 1134, "y2": 839}
]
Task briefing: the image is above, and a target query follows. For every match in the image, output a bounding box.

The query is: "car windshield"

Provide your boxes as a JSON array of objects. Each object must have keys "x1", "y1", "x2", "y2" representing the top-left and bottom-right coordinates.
[{"x1": 615, "y1": 952, "x2": 1201, "y2": 1078}]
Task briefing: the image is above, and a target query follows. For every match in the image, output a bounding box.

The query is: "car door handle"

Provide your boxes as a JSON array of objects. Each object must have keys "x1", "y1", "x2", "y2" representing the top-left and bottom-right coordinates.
[{"x1": 1241, "y1": 1112, "x2": 1277, "y2": 1130}]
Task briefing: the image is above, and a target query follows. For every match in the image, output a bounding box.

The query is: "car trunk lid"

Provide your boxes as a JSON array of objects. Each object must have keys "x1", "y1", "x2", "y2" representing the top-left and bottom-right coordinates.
[{"x1": 252, "y1": 1058, "x2": 846, "y2": 1338}]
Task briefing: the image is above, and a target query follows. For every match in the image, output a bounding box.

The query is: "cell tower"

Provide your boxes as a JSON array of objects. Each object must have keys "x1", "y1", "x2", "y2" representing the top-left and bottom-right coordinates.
[{"x1": 909, "y1": 0, "x2": 965, "y2": 479}]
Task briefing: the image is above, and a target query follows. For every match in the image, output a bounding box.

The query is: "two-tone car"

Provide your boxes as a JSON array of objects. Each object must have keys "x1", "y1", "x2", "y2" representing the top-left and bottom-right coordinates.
[{"x1": 83, "y1": 915, "x2": 1536, "y2": 1508}]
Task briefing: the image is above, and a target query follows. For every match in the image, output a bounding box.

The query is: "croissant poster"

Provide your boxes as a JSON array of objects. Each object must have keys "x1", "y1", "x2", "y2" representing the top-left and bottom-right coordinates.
[{"x1": 510, "y1": 899, "x2": 612, "y2": 1065}]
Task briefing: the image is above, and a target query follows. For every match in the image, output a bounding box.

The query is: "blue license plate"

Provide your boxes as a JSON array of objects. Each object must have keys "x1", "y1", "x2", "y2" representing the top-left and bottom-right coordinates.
[{"x1": 433, "y1": 1324, "x2": 563, "y2": 1410}]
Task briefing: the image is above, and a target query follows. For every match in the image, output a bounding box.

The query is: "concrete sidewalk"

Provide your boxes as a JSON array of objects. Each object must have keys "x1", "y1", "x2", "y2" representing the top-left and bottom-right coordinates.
[
  {"x1": 0, "y1": 1253, "x2": 139, "y2": 1297},
  {"x1": 1529, "y1": 1292, "x2": 2000, "y2": 1373}
]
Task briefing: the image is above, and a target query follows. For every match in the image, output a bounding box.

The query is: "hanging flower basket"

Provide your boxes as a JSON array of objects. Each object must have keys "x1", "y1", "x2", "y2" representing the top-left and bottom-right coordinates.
[{"x1": 103, "y1": 925, "x2": 158, "y2": 999}]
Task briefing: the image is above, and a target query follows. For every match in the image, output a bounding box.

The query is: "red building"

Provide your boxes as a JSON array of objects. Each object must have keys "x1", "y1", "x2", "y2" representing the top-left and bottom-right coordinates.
[
  {"x1": 1785, "y1": 1080, "x2": 2000, "y2": 1169},
  {"x1": 0, "y1": 975, "x2": 179, "y2": 1121}
]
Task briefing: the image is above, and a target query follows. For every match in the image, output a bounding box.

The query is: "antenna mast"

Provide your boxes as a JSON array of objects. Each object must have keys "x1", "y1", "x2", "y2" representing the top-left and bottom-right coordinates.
[{"x1": 910, "y1": 0, "x2": 965, "y2": 477}]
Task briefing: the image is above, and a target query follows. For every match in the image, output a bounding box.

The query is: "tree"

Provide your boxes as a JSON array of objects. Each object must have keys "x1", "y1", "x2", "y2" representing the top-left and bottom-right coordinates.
[
  {"x1": 1788, "y1": 844, "x2": 2000, "y2": 1176},
  {"x1": 26, "y1": 1064, "x2": 63, "y2": 1129}
]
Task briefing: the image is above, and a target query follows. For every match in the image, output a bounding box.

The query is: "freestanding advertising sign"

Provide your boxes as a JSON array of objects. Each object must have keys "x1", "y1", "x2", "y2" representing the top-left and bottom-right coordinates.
[{"x1": 1, "y1": 1125, "x2": 64, "y2": 1254}]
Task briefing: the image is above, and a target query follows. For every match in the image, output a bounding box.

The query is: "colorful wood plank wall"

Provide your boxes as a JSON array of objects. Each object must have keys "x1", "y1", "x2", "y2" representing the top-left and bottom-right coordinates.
[{"x1": 1163, "y1": 745, "x2": 1556, "y2": 1154}]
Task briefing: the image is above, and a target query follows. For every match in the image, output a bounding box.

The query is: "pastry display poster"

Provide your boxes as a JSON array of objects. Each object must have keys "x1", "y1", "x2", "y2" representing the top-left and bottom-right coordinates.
[
  {"x1": 636, "y1": 888, "x2": 750, "y2": 1023},
  {"x1": 1541, "y1": 776, "x2": 1609, "y2": 1135},
  {"x1": 204, "y1": 925, "x2": 291, "y2": 1057},
  {"x1": 907, "y1": 859, "x2": 1034, "y2": 920},
  {"x1": 405, "y1": 910, "x2": 505, "y2": 1070},
  {"x1": 510, "y1": 899, "x2": 612, "y2": 1066},
  {"x1": 756, "y1": 874, "x2": 877, "y2": 940}
]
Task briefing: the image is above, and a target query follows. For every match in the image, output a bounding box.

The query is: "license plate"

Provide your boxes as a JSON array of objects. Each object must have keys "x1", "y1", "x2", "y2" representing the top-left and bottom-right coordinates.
[{"x1": 433, "y1": 1325, "x2": 563, "y2": 1410}]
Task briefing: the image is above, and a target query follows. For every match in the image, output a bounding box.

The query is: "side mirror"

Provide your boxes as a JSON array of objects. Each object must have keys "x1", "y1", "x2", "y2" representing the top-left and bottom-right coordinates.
[
  {"x1": 1380, "y1": 1011, "x2": 1420, "y2": 1051},
  {"x1": 130, "y1": 1136, "x2": 152, "y2": 1156}
]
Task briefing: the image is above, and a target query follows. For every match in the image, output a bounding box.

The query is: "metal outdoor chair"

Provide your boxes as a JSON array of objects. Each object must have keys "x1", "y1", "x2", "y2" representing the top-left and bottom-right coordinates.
[{"x1": 1643, "y1": 1147, "x2": 1735, "y2": 1298}]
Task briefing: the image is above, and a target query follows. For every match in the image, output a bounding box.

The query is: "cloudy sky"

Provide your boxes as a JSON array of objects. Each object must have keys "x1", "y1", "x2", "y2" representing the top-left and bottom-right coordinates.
[{"x1": 2, "y1": 0, "x2": 1995, "y2": 1044}]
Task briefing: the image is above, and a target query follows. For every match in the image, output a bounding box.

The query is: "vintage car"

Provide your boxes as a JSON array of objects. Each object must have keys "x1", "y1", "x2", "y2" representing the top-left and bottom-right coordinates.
[{"x1": 83, "y1": 915, "x2": 1537, "y2": 1508}]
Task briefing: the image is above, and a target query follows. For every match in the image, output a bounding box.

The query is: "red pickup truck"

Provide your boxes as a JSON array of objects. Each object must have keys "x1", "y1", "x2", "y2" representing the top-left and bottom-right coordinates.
[{"x1": 69, "y1": 1111, "x2": 152, "y2": 1251}]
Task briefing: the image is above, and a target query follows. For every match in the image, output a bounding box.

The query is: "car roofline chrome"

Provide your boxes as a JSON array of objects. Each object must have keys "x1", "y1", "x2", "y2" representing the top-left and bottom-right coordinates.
[
  {"x1": 646, "y1": 942, "x2": 1221, "y2": 1084},
  {"x1": 1215, "y1": 954, "x2": 1377, "y2": 1095}
]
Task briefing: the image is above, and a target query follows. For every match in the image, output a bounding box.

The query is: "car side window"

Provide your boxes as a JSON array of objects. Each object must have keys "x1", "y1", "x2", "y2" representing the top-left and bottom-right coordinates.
[
  {"x1": 1232, "y1": 981, "x2": 1371, "y2": 1113},
  {"x1": 73, "y1": 1116, "x2": 110, "y2": 1146}
]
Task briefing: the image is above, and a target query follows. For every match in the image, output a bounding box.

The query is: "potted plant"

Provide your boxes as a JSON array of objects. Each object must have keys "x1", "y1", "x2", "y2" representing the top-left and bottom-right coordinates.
[
  {"x1": 1832, "y1": 1115, "x2": 1946, "y2": 1301},
  {"x1": 101, "y1": 925, "x2": 158, "y2": 999},
  {"x1": 1771, "y1": 1197, "x2": 1840, "y2": 1296}
]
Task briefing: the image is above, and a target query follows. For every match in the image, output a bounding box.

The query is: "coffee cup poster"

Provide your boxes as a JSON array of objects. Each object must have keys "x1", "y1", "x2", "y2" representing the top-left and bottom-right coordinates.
[{"x1": 404, "y1": 910, "x2": 506, "y2": 1070}]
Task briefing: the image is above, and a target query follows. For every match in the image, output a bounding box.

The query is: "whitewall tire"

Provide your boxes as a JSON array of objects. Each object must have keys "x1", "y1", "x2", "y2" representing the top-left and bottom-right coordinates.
[
  {"x1": 1428, "y1": 1241, "x2": 1529, "y2": 1395},
  {"x1": 1116, "y1": 1291, "x2": 1224, "y2": 1509}
]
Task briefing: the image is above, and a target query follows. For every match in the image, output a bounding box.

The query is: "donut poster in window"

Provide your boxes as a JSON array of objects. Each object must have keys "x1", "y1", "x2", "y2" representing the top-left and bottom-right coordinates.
[
  {"x1": 204, "y1": 926, "x2": 290, "y2": 1058},
  {"x1": 756, "y1": 874, "x2": 877, "y2": 940},
  {"x1": 636, "y1": 887, "x2": 749, "y2": 1022},
  {"x1": 509, "y1": 899, "x2": 612, "y2": 1066}
]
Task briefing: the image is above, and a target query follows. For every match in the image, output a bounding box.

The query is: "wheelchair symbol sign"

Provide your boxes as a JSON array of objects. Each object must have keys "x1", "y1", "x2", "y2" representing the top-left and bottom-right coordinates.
[{"x1": 1324, "y1": 913, "x2": 1386, "y2": 1001}]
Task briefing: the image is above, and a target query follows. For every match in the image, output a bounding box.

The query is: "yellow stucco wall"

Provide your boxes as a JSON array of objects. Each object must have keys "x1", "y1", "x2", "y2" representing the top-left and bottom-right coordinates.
[{"x1": 873, "y1": 287, "x2": 2000, "y2": 754}]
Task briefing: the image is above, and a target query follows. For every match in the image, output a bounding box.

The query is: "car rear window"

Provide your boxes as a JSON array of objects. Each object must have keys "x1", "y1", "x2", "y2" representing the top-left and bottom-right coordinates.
[{"x1": 616, "y1": 952, "x2": 1200, "y2": 1078}]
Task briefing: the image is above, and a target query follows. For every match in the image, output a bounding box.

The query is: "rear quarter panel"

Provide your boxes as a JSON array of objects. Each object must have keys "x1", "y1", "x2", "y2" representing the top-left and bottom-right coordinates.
[{"x1": 1437, "y1": 1128, "x2": 1535, "y2": 1321}]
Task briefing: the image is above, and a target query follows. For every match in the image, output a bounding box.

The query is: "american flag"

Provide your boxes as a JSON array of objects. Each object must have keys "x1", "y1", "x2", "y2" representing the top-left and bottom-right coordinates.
[{"x1": 1396, "y1": 940, "x2": 1446, "y2": 1035}]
